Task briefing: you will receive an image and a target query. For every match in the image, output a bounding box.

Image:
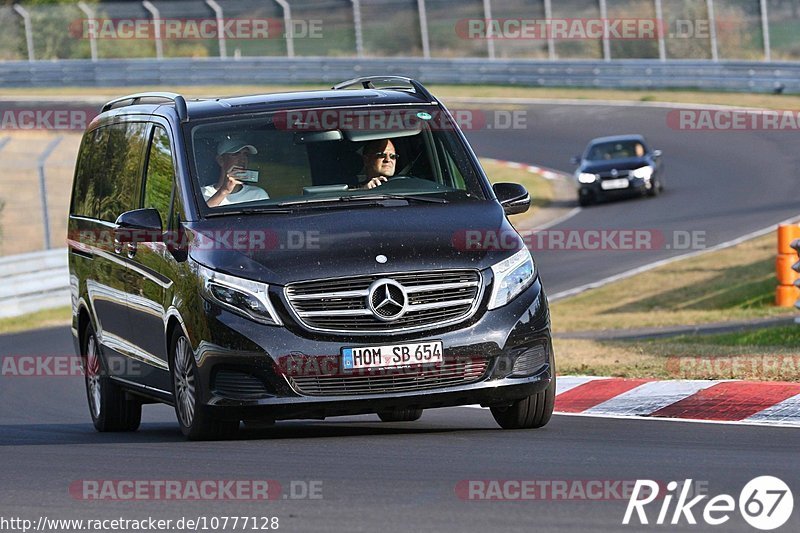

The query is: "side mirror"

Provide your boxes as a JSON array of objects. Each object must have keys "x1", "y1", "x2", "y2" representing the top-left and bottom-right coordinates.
[
  {"x1": 114, "y1": 208, "x2": 163, "y2": 243},
  {"x1": 493, "y1": 182, "x2": 530, "y2": 216},
  {"x1": 652, "y1": 149, "x2": 662, "y2": 158},
  {"x1": 570, "y1": 155, "x2": 581, "y2": 165}
]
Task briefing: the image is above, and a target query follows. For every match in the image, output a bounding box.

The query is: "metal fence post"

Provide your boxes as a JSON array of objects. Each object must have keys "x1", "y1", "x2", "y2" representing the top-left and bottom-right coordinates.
[
  {"x1": 599, "y1": 0, "x2": 610, "y2": 61},
  {"x1": 706, "y1": 0, "x2": 718, "y2": 61},
  {"x1": 274, "y1": 0, "x2": 295, "y2": 58},
  {"x1": 654, "y1": 0, "x2": 666, "y2": 61},
  {"x1": 760, "y1": 0, "x2": 771, "y2": 61},
  {"x1": 37, "y1": 137, "x2": 63, "y2": 251},
  {"x1": 77, "y1": 2, "x2": 98, "y2": 61},
  {"x1": 12, "y1": 5, "x2": 35, "y2": 62},
  {"x1": 543, "y1": 0, "x2": 555, "y2": 60},
  {"x1": 417, "y1": 0, "x2": 431, "y2": 59},
  {"x1": 205, "y1": 0, "x2": 227, "y2": 58},
  {"x1": 482, "y1": 0, "x2": 495, "y2": 59},
  {"x1": 352, "y1": 0, "x2": 364, "y2": 58},
  {"x1": 142, "y1": 1, "x2": 163, "y2": 59}
]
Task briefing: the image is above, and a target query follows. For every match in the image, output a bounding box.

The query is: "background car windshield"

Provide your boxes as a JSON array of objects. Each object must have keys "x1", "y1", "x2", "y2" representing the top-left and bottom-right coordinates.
[
  {"x1": 585, "y1": 140, "x2": 644, "y2": 161},
  {"x1": 188, "y1": 108, "x2": 487, "y2": 211}
]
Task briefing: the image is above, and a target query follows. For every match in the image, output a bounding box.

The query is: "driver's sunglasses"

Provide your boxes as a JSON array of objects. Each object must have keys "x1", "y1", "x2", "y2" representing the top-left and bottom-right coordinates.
[{"x1": 373, "y1": 152, "x2": 399, "y2": 160}]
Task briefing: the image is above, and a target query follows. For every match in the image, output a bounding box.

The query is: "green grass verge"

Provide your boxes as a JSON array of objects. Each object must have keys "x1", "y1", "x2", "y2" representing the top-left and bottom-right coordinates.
[
  {"x1": 551, "y1": 233, "x2": 800, "y2": 381},
  {"x1": 550, "y1": 233, "x2": 794, "y2": 333},
  {"x1": 0, "y1": 306, "x2": 71, "y2": 336}
]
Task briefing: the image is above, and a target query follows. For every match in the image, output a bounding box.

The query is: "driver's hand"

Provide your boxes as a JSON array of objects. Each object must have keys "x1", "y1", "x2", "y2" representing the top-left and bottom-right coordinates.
[{"x1": 362, "y1": 176, "x2": 388, "y2": 190}]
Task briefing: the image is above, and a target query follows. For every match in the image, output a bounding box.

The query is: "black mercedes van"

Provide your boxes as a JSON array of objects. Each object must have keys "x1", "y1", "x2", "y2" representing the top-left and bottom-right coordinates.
[{"x1": 67, "y1": 76, "x2": 555, "y2": 440}]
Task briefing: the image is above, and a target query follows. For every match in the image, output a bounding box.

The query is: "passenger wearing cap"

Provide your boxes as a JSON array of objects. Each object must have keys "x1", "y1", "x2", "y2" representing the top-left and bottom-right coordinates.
[{"x1": 203, "y1": 139, "x2": 269, "y2": 207}]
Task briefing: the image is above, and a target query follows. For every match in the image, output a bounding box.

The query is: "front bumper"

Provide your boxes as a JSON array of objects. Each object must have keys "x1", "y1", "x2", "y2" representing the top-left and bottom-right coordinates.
[
  {"x1": 579, "y1": 176, "x2": 650, "y2": 199},
  {"x1": 189, "y1": 277, "x2": 552, "y2": 421}
]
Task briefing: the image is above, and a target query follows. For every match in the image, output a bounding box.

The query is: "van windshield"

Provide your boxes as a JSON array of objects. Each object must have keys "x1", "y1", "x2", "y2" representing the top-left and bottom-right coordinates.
[{"x1": 186, "y1": 107, "x2": 488, "y2": 213}]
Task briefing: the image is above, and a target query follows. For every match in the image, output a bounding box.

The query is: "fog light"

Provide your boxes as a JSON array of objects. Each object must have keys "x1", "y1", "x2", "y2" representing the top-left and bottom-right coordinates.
[{"x1": 511, "y1": 345, "x2": 548, "y2": 377}]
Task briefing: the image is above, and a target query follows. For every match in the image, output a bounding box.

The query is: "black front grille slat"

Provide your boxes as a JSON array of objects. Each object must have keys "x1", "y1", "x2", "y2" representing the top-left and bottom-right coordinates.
[
  {"x1": 287, "y1": 360, "x2": 489, "y2": 396},
  {"x1": 213, "y1": 371, "x2": 270, "y2": 399},
  {"x1": 285, "y1": 270, "x2": 482, "y2": 333}
]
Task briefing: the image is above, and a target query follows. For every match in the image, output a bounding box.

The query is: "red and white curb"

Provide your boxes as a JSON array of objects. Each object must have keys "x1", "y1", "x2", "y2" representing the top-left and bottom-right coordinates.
[
  {"x1": 553, "y1": 376, "x2": 800, "y2": 427},
  {"x1": 481, "y1": 157, "x2": 570, "y2": 181}
]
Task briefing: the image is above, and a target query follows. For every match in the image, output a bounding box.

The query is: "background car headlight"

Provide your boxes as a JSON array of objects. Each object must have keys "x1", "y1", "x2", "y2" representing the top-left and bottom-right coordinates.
[
  {"x1": 488, "y1": 248, "x2": 535, "y2": 310},
  {"x1": 197, "y1": 264, "x2": 282, "y2": 325},
  {"x1": 631, "y1": 165, "x2": 654, "y2": 180},
  {"x1": 577, "y1": 172, "x2": 598, "y2": 184}
]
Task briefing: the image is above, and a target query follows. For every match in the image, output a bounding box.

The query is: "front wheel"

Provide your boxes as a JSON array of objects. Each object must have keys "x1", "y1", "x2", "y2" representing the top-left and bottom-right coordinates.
[
  {"x1": 171, "y1": 330, "x2": 238, "y2": 440},
  {"x1": 491, "y1": 374, "x2": 555, "y2": 430},
  {"x1": 82, "y1": 326, "x2": 141, "y2": 432}
]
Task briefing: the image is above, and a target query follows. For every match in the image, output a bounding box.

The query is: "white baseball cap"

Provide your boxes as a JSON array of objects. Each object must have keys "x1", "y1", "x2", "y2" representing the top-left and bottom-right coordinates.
[{"x1": 216, "y1": 138, "x2": 258, "y2": 156}]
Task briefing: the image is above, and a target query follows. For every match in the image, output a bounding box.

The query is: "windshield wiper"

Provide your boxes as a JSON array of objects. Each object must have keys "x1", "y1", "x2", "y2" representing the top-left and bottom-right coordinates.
[
  {"x1": 205, "y1": 206, "x2": 294, "y2": 217},
  {"x1": 277, "y1": 194, "x2": 448, "y2": 207},
  {"x1": 349, "y1": 193, "x2": 449, "y2": 204}
]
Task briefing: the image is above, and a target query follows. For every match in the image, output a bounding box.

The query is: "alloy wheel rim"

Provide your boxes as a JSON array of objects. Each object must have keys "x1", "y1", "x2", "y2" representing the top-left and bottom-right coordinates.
[
  {"x1": 174, "y1": 337, "x2": 195, "y2": 428},
  {"x1": 85, "y1": 335, "x2": 101, "y2": 419}
]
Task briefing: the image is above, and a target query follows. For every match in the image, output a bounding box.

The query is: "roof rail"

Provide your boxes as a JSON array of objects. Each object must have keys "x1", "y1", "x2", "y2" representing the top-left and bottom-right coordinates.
[
  {"x1": 331, "y1": 76, "x2": 437, "y2": 103},
  {"x1": 101, "y1": 92, "x2": 189, "y2": 122}
]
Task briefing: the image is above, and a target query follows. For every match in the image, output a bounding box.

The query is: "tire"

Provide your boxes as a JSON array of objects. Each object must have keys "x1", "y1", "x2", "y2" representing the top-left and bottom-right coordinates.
[
  {"x1": 491, "y1": 372, "x2": 555, "y2": 430},
  {"x1": 377, "y1": 408, "x2": 423, "y2": 422},
  {"x1": 81, "y1": 326, "x2": 141, "y2": 432},
  {"x1": 170, "y1": 329, "x2": 239, "y2": 440},
  {"x1": 578, "y1": 194, "x2": 593, "y2": 207},
  {"x1": 647, "y1": 179, "x2": 660, "y2": 197}
]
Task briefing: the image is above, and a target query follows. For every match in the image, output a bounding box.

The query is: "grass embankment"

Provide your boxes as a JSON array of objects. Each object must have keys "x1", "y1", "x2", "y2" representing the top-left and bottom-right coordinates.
[
  {"x1": 551, "y1": 234, "x2": 800, "y2": 381},
  {"x1": 0, "y1": 306, "x2": 71, "y2": 336}
]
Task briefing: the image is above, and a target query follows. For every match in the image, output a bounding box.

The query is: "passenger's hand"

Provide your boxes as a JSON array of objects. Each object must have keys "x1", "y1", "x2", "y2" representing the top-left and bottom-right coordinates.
[
  {"x1": 221, "y1": 166, "x2": 245, "y2": 194},
  {"x1": 362, "y1": 176, "x2": 388, "y2": 189}
]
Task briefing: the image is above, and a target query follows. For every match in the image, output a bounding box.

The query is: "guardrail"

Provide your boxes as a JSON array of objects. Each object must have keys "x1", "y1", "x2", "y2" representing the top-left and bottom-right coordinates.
[
  {"x1": 0, "y1": 248, "x2": 69, "y2": 319},
  {"x1": 0, "y1": 58, "x2": 799, "y2": 93}
]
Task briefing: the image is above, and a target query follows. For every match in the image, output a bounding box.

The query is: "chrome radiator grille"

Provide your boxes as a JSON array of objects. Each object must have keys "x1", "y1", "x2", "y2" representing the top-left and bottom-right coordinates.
[
  {"x1": 287, "y1": 358, "x2": 490, "y2": 396},
  {"x1": 284, "y1": 270, "x2": 482, "y2": 334}
]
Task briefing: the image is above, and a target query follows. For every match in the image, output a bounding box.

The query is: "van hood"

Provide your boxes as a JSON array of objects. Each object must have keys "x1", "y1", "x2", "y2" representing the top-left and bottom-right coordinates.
[{"x1": 186, "y1": 201, "x2": 522, "y2": 285}]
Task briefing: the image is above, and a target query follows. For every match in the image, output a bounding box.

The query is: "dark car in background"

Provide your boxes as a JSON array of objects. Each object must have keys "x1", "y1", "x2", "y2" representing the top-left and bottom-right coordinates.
[
  {"x1": 571, "y1": 134, "x2": 664, "y2": 206},
  {"x1": 67, "y1": 76, "x2": 556, "y2": 440}
]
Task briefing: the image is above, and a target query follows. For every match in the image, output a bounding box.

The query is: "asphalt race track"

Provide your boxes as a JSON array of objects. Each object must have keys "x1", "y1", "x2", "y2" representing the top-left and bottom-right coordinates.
[
  {"x1": 465, "y1": 101, "x2": 800, "y2": 295},
  {"x1": 1, "y1": 101, "x2": 798, "y2": 532}
]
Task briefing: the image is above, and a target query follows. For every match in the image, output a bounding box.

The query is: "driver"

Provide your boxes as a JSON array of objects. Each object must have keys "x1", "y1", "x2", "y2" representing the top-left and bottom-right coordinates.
[{"x1": 357, "y1": 139, "x2": 398, "y2": 189}]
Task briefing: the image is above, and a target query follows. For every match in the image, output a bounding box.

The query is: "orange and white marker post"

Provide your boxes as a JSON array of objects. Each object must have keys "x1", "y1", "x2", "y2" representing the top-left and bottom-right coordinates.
[{"x1": 775, "y1": 224, "x2": 800, "y2": 307}]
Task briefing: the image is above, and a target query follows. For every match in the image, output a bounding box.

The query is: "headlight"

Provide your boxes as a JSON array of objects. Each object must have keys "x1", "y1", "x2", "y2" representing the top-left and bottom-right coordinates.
[
  {"x1": 577, "y1": 172, "x2": 597, "y2": 184},
  {"x1": 197, "y1": 264, "x2": 282, "y2": 326},
  {"x1": 488, "y1": 248, "x2": 536, "y2": 310},
  {"x1": 631, "y1": 166, "x2": 654, "y2": 180}
]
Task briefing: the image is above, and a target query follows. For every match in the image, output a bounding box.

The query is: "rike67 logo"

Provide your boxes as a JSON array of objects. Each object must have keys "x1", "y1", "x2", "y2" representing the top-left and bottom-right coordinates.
[{"x1": 624, "y1": 477, "x2": 793, "y2": 530}]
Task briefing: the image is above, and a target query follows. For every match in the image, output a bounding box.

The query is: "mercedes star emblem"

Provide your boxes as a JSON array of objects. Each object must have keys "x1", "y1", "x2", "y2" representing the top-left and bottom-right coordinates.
[{"x1": 367, "y1": 279, "x2": 407, "y2": 321}]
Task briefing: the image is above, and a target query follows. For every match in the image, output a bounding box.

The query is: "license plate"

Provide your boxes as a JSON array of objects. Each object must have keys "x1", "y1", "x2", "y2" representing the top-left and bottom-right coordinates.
[
  {"x1": 342, "y1": 341, "x2": 443, "y2": 370},
  {"x1": 601, "y1": 178, "x2": 629, "y2": 190}
]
